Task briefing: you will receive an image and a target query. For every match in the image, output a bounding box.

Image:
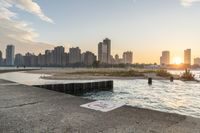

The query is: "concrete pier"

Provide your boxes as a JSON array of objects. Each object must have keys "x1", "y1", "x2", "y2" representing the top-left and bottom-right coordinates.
[
  {"x1": 33, "y1": 80, "x2": 113, "y2": 96},
  {"x1": 0, "y1": 79, "x2": 200, "y2": 133}
]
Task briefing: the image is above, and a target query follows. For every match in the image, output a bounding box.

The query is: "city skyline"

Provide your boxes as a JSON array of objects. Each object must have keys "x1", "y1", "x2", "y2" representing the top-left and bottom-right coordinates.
[
  {"x1": 0, "y1": 43, "x2": 198, "y2": 65},
  {"x1": 1, "y1": 42, "x2": 200, "y2": 67},
  {"x1": 0, "y1": 40, "x2": 133, "y2": 67},
  {"x1": 1, "y1": 0, "x2": 200, "y2": 63}
]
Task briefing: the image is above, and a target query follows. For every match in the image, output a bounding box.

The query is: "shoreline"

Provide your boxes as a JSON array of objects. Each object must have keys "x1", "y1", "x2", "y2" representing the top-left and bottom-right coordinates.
[
  {"x1": 1, "y1": 79, "x2": 200, "y2": 132},
  {"x1": 0, "y1": 68, "x2": 198, "y2": 82},
  {"x1": 26, "y1": 68, "x2": 180, "y2": 81},
  {"x1": 0, "y1": 68, "x2": 39, "y2": 74},
  {"x1": 40, "y1": 75, "x2": 171, "y2": 81}
]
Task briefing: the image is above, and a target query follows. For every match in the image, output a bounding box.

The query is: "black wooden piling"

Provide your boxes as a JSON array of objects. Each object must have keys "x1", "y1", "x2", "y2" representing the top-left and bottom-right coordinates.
[
  {"x1": 170, "y1": 76, "x2": 174, "y2": 82},
  {"x1": 148, "y1": 78, "x2": 152, "y2": 85}
]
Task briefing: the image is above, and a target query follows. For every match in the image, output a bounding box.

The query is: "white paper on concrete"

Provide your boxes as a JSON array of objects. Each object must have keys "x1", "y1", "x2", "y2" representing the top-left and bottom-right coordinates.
[{"x1": 80, "y1": 100, "x2": 125, "y2": 112}]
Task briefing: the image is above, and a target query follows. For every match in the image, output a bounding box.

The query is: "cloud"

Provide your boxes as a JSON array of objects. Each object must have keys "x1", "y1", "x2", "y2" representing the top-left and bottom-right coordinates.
[
  {"x1": 0, "y1": 0, "x2": 54, "y2": 55},
  {"x1": 180, "y1": 0, "x2": 200, "y2": 6},
  {"x1": 2, "y1": 0, "x2": 54, "y2": 23},
  {"x1": 0, "y1": 0, "x2": 52, "y2": 42},
  {"x1": 0, "y1": 6, "x2": 16, "y2": 20}
]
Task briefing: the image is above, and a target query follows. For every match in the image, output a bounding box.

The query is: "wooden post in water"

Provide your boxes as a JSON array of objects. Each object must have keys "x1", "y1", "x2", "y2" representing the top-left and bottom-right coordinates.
[
  {"x1": 170, "y1": 76, "x2": 174, "y2": 82},
  {"x1": 148, "y1": 78, "x2": 152, "y2": 85}
]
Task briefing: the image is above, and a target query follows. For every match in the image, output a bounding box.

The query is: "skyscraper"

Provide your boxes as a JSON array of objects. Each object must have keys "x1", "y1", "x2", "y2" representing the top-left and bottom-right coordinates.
[
  {"x1": 53, "y1": 46, "x2": 65, "y2": 66},
  {"x1": 103, "y1": 38, "x2": 111, "y2": 63},
  {"x1": 14, "y1": 54, "x2": 24, "y2": 66},
  {"x1": 123, "y1": 51, "x2": 133, "y2": 64},
  {"x1": 98, "y1": 38, "x2": 111, "y2": 64},
  {"x1": 69, "y1": 47, "x2": 81, "y2": 64},
  {"x1": 160, "y1": 51, "x2": 170, "y2": 66},
  {"x1": 0, "y1": 50, "x2": 2, "y2": 65},
  {"x1": 62, "y1": 53, "x2": 69, "y2": 66},
  {"x1": 184, "y1": 49, "x2": 191, "y2": 65},
  {"x1": 194, "y1": 57, "x2": 200, "y2": 66},
  {"x1": 45, "y1": 50, "x2": 52, "y2": 66},
  {"x1": 38, "y1": 53, "x2": 45, "y2": 66},
  {"x1": 6, "y1": 45, "x2": 15, "y2": 66},
  {"x1": 24, "y1": 52, "x2": 36, "y2": 66},
  {"x1": 82, "y1": 51, "x2": 96, "y2": 66}
]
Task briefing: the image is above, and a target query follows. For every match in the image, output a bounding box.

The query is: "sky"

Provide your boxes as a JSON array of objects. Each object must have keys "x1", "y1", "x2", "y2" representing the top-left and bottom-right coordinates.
[{"x1": 0, "y1": 0, "x2": 200, "y2": 63}]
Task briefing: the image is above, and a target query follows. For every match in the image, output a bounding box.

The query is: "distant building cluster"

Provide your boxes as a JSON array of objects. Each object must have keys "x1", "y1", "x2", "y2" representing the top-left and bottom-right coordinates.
[
  {"x1": 113, "y1": 51, "x2": 133, "y2": 64},
  {"x1": 160, "y1": 49, "x2": 198, "y2": 66},
  {"x1": 98, "y1": 38, "x2": 133, "y2": 65},
  {"x1": 0, "y1": 38, "x2": 133, "y2": 67},
  {"x1": 98, "y1": 38, "x2": 111, "y2": 64}
]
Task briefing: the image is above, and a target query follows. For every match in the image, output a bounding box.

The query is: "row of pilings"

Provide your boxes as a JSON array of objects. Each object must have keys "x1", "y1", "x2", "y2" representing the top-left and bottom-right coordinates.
[{"x1": 33, "y1": 80, "x2": 113, "y2": 96}]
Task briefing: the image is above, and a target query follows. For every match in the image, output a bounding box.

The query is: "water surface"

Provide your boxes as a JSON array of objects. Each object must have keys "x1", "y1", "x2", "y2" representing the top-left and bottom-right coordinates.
[{"x1": 0, "y1": 71, "x2": 200, "y2": 118}]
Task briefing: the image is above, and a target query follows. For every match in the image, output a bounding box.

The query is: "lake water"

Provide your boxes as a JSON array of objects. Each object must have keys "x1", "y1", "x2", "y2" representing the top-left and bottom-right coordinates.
[{"x1": 0, "y1": 70, "x2": 200, "y2": 118}]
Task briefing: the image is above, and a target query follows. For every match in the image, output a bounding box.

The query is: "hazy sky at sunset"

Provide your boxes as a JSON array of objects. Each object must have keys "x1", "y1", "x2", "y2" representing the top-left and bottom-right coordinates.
[{"x1": 1, "y1": 0, "x2": 200, "y2": 63}]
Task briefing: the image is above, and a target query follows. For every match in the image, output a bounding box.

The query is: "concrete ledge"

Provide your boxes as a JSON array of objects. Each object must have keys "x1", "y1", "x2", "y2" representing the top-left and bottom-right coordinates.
[
  {"x1": 0, "y1": 69, "x2": 39, "y2": 74},
  {"x1": 33, "y1": 80, "x2": 113, "y2": 96},
  {"x1": 0, "y1": 79, "x2": 200, "y2": 133}
]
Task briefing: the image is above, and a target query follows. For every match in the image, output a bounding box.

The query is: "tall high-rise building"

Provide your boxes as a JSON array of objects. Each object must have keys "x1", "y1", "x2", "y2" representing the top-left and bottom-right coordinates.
[
  {"x1": 194, "y1": 57, "x2": 200, "y2": 66},
  {"x1": 123, "y1": 51, "x2": 133, "y2": 64},
  {"x1": 103, "y1": 38, "x2": 111, "y2": 63},
  {"x1": 0, "y1": 50, "x2": 2, "y2": 65},
  {"x1": 69, "y1": 47, "x2": 81, "y2": 64},
  {"x1": 184, "y1": 49, "x2": 191, "y2": 65},
  {"x1": 98, "y1": 42, "x2": 106, "y2": 63},
  {"x1": 114, "y1": 54, "x2": 120, "y2": 64},
  {"x1": 30, "y1": 54, "x2": 38, "y2": 66},
  {"x1": 98, "y1": 38, "x2": 111, "y2": 64},
  {"x1": 53, "y1": 46, "x2": 65, "y2": 66},
  {"x1": 38, "y1": 53, "x2": 45, "y2": 66},
  {"x1": 6, "y1": 45, "x2": 15, "y2": 66},
  {"x1": 62, "y1": 53, "x2": 69, "y2": 66},
  {"x1": 24, "y1": 53, "x2": 37, "y2": 66},
  {"x1": 160, "y1": 51, "x2": 170, "y2": 66},
  {"x1": 81, "y1": 53, "x2": 85, "y2": 63},
  {"x1": 14, "y1": 54, "x2": 24, "y2": 66},
  {"x1": 82, "y1": 51, "x2": 96, "y2": 66},
  {"x1": 45, "y1": 50, "x2": 52, "y2": 66}
]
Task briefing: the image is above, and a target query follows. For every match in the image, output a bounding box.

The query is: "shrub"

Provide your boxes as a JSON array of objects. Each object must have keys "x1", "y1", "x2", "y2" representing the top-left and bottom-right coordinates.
[
  {"x1": 110, "y1": 70, "x2": 144, "y2": 77},
  {"x1": 181, "y1": 69, "x2": 195, "y2": 81},
  {"x1": 156, "y1": 69, "x2": 172, "y2": 77}
]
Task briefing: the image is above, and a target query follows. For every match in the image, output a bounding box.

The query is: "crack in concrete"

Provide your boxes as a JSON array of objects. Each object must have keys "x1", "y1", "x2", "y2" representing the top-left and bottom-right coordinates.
[{"x1": 0, "y1": 101, "x2": 42, "y2": 109}]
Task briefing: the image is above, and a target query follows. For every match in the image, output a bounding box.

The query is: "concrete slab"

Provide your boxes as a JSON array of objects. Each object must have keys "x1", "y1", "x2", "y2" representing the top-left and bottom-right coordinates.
[
  {"x1": 0, "y1": 79, "x2": 200, "y2": 133},
  {"x1": 0, "y1": 83, "x2": 19, "y2": 86}
]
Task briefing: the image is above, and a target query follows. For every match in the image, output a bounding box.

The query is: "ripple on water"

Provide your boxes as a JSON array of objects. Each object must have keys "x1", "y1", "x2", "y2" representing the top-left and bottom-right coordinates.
[{"x1": 85, "y1": 79, "x2": 200, "y2": 118}]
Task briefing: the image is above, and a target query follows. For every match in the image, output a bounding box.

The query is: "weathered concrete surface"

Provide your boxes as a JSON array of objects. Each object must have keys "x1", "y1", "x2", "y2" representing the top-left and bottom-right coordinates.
[
  {"x1": 0, "y1": 79, "x2": 200, "y2": 133},
  {"x1": 0, "y1": 69, "x2": 39, "y2": 74}
]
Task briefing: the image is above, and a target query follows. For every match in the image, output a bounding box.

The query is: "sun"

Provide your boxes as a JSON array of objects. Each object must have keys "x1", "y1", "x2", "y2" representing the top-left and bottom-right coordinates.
[{"x1": 173, "y1": 57, "x2": 182, "y2": 65}]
